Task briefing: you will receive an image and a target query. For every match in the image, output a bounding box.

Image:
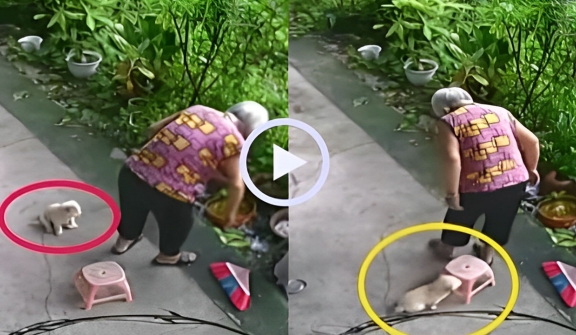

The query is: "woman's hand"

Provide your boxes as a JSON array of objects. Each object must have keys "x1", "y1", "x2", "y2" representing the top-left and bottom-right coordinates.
[
  {"x1": 445, "y1": 193, "x2": 464, "y2": 211},
  {"x1": 528, "y1": 169, "x2": 540, "y2": 186},
  {"x1": 222, "y1": 213, "x2": 238, "y2": 228},
  {"x1": 217, "y1": 155, "x2": 245, "y2": 228}
]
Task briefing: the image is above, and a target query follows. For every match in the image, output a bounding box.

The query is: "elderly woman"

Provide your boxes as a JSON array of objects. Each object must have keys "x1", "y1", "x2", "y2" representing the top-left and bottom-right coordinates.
[
  {"x1": 111, "y1": 101, "x2": 269, "y2": 266},
  {"x1": 428, "y1": 88, "x2": 540, "y2": 265}
]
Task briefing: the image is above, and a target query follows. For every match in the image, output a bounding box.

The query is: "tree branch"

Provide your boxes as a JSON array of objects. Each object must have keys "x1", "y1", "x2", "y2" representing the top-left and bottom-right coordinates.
[
  {"x1": 170, "y1": 10, "x2": 198, "y2": 97},
  {"x1": 521, "y1": 32, "x2": 558, "y2": 114},
  {"x1": 505, "y1": 24, "x2": 528, "y2": 99},
  {"x1": 200, "y1": 19, "x2": 263, "y2": 96},
  {"x1": 189, "y1": 19, "x2": 227, "y2": 105}
]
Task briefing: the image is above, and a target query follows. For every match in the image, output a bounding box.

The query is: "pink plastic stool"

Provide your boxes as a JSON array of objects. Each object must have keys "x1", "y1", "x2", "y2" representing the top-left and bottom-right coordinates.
[
  {"x1": 443, "y1": 255, "x2": 495, "y2": 304},
  {"x1": 74, "y1": 261, "x2": 133, "y2": 310}
]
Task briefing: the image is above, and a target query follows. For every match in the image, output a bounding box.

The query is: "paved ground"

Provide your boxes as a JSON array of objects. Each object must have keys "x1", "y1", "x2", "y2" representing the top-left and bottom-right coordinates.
[
  {"x1": 0, "y1": 104, "x2": 240, "y2": 334},
  {"x1": 0, "y1": 41, "x2": 287, "y2": 334},
  {"x1": 287, "y1": 62, "x2": 575, "y2": 335}
]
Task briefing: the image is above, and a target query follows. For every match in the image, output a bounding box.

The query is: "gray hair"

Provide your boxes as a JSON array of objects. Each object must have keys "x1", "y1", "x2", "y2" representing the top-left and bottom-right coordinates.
[
  {"x1": 226, "y1": 101, "x2": 270, "y2": 136},
  {"x1": 431, "y1": 87, "x2": 474, "y2": 118}
]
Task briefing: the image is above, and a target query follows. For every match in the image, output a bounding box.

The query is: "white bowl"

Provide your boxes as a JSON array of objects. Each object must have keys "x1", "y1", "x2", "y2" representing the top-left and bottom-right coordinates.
[
  {"x1": 404, "y1": 59, "x2": 439, "y2": 86},
  {"x1": 66, "y1": 51, "x2": 102, "y2": 79},
  {"x1": 18, "y1": 36, "x2": 43, "y2": 53},
  {"x1": 358, "y1": 45, "x2": 382, "y2": 60},
  {"x1": 270, "y1": 208, "x2": 288, "y2": 239}
]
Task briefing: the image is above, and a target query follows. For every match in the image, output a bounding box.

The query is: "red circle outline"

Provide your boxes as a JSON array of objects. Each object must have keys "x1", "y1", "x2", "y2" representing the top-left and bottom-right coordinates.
[{"x1": 0, "y1": 179, "x2": 121, "y2": 255}]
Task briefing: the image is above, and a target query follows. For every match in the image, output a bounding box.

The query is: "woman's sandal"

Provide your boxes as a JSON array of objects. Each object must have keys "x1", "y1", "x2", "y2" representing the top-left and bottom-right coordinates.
[
  {"x1": 152, "y1": 251, "x2": 199, "y2": 266},
  {"x1": 111, "y1": 234, "x2": 144, "y2": 255}
]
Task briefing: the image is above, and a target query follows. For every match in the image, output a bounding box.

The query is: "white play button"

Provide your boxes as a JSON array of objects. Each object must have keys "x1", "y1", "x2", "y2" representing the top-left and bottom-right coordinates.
[
  {"x1": 240, "y1": 118, "x2": 330, "y2": 207},
  {"x1": 273, "y1": 144, "x2": 307, "y2": 181}
]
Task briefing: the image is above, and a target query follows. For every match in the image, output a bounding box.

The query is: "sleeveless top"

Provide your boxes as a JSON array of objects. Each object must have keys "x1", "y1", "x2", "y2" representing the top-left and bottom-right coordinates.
[
  {"x1": 125, "y1": 105, "x2": 245, "y2": 203},
  {"x1": 440, "y1": 104, "x2": 529, "y2": 194}
]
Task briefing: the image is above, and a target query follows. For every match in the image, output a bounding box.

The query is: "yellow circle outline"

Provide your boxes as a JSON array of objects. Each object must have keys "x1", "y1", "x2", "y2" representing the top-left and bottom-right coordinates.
[{"x1": 357, "y1": 222, "x2": 519, "y2": 335}]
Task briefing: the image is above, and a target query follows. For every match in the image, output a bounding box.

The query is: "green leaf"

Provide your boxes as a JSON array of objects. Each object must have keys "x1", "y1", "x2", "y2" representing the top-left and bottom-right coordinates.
[
  {"x1": 226, "y1": 240, "x2": 251, "y2": 248},
  {"x1": 13, "y1": 90, "x2": 29, "y2": 101},
  {"x1": 353, "y1": 97, "x2": 369, "y2": 107},
  {"x1": 557, "y1": 240, "x2": 576, "y2": 248},
  {"x1": 135, "y1": 66, "x2": 155, "y2": 79},
  {"x1": 224, "y1": 228, "x2": 244, "y2": 235},
  {"x1": 34, "y1": 14, "x2": 48, "y2": 20},
  {"x1": 112, "y1": 74, "x2": 128, "y2": 81},
  {"x1": 63, "y1": 11, "x2": 85, "y2": 20},
  {"x1": 450, "y1": 33, "x2": 460, "y2": 42},
  {"x1": 114, "y1": 23, "x2": 124, "y2": 32},
  {"x1": 400, "y1": 21, "x2": 421, "y2": 30},
  {"x1": 447, "y1": 43, "x2": 466, "y2": 59},
  {"x1": 471, "y1": 48, "x2": 484, "y2": 62},
  {"x1": 47, "y1": 12, "x2": 61, "y2": 28},
  {"x1": 470, "y1": 73, "x2": 489, "y2": 86},
  {"x1": 137, "y1": 39, "x2": 150, "y2": 54},
  {"x1": 373, "y1": 24, "x2": 385, "y2": 30},
  {"x1": 386, "y1": 22, "x2": 398, "y2": 38},
  {"x1": 553, "y1": 234, "x2": 576, "y2": 242},
  {"x1": 554, "y1": 228, "x2": 576, "y2": 236},
  {"x1": 428, "y1": 25, "x2": 451, "y2": 38},
  {"x1": 92, "y1": 15, "x2": 115, "y2": 28},
  {"x1": 423, "y1": 24, "x2": 432, "y2": 40},
  {"x1": 86, "y1": 14, "x2": 95, "y2": 31},
  {"x1": 222, "y1": 233, "x2": 244, "y2": 242},
  {"x1": 112, "y1": 34, "x2": 130, "y2": 52},
  {"x1": 274, "y1": 30, "x2": 286, "y2": 41}
]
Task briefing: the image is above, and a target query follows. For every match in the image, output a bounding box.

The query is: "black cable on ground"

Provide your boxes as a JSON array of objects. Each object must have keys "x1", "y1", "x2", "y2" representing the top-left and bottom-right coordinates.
[
  {"x1": 8, "y1": 310, "x2": 249, "y2": 335},
  {"x1": 338, "y1": 308, "x2": 576, "y2": 335}
]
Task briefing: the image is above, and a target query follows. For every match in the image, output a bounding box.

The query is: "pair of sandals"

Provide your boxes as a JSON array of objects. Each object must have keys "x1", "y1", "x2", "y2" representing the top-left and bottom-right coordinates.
[
  {"x1": 472, "y1": 241, "x2": 494, "y2": 267},
  {"x1": 429, "y1": 239, "x2": 494, "y2": 266},
  {"x1": 111, "y1": 234, "x2": 198, "y2": 266}
]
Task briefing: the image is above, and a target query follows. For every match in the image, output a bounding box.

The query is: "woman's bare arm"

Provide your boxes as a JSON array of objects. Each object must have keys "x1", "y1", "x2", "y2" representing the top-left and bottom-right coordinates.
[
  {"x1": 217, "y1": 154, "x2": 245, "y2": 227},
  {"x1": 437, "y1": 121, "x2": 461, "y2": 196},
  {"x1": 509, "y1": 114, "x2": 539, "y2": 173},
  {"x1": 145, "y1": 111, "x2": 182, "y2": 139}
]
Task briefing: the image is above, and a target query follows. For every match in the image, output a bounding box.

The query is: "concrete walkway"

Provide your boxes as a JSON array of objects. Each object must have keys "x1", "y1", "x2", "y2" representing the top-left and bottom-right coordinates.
[
  {"x1": 288, "y1": 65, "x2": 574, "y2": 335},
  {"x1": 0, "y1": 103, "x2": 239, "y2": 334}
]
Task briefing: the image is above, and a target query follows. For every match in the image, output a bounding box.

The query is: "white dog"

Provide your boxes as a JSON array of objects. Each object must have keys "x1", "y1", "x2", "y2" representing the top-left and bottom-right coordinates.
[
  {"x1": 395, "y1": 274, "x2": 462, "y2": 313},
  {"x1": 38, "y1": 200, "x2": 82, "y2": 236}
]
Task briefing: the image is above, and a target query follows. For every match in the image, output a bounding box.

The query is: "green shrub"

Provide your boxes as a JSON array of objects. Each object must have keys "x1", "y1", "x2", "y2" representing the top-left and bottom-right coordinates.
[{"x1": 4, "y1": 0, "x2": 287, "y2": 175}]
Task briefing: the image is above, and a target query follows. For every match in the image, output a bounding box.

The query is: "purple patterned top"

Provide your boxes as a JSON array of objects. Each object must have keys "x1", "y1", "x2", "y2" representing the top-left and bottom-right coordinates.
[
  {"x1": 441, "y1": 104, "x2": 529, "y2": 193},
  {"x1": 125, "y1": 105, "x2": 245, "y2": 203}
]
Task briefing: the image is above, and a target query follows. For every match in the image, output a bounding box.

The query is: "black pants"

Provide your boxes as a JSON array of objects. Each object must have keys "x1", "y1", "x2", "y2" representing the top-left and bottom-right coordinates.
[
  {"x1": 441, "y1": 182, "x2": 527, "y2": 247},
  {"x1": 117, "y1": 164, "x2": 194, "y2": 256}
]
